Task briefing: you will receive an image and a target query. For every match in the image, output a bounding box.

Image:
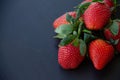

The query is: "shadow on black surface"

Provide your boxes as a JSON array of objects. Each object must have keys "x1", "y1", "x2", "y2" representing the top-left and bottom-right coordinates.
[{"x1": 91, "y1": 55, "x2": 120, "y2": 80}]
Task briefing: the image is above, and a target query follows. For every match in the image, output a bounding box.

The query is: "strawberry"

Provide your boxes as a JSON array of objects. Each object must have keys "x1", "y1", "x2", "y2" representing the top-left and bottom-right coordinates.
[
  {"x1": 89, "y1": 39, "x2": 114, "y2": 70},
  {"x1": 104, "y1": 0, "x2": 114, "y2": 8},
  {"x1": 116, "y1": 41, "x2": 120, "y2": 52},
  {"x1": 82, "y1": 0, "x2": 114, "y2": 8},
  {"x1": 104, "y1": 21, "x2": 120, "y2": 52},
  {"x1": 104, "y1": 29, "x2": 114, "y2": 40},
  {"x1": 58, "y1": 44, "x2": 84, "y2": 69},
  {"x1": 104, "y1": 22, "x2": 120, "y2": 40},
  {"x1": 104, "y1": 28, "x2": 120, "y2": 40},
  {"x1": 53, "y1": 12, "x2": 76, "y2": 29},
  {"x1": 83, "y1": 2, "x2": 111, "y2": 30}
]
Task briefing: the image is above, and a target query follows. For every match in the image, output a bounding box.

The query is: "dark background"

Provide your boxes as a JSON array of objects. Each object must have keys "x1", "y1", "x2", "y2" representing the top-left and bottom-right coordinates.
[{"x1": 0, "y1": 0, "x2": 120, "y2": 80}]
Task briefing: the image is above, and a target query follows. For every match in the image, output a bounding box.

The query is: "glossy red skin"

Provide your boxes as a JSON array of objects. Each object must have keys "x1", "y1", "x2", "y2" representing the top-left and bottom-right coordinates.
[
  {"x1": 58, "y1": 44, "x2": 84, "y2": 69},
  {"x1": 116, "y1": 41, "x2": 120, "y2": 52},
  {"x1": 84, "y1": 2, "x2": 111, "y2": 30},
  {"x1": 89, "y1": 39, "x2": 114, "y2": 70},
  {"x1": 53, "y1": 12, "x2": 76, "y2": 29}
]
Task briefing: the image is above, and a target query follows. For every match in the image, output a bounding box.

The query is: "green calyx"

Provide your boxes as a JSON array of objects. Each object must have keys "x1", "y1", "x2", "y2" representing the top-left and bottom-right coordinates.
[
  {"x1": 79, "y1": 39, "x2": 87, "y2": 56},
  {"x1": 113, "y1": 0, "x2": 117, "y2": 6},
  {"x1": 109, "y1": 38, "x2": 119, "y2": 45},
  {"x1": 59, "y1": 34, "x2": 77, "y2": 46},
  {"x1": 54, "y1": 2, "x2": 97, "y2": 56},
  {"x1": 55, "y1": 24, "x2": 73, "y2": 36},
  {"x1": 53, "y1": 0, "x2": 120, "y2": 57},
  {"x1": 104, "y1": 19, "x2": 120, "y2": 45},
  {"x1": 109, "y1": 20, "x2": 119, "y2": 36},
  {"x1": 75, "y1": 2, "x2": 91, "y2": 20},
  {"x1": 92, "y1": 0, "x2": 103, "y2": 2}
]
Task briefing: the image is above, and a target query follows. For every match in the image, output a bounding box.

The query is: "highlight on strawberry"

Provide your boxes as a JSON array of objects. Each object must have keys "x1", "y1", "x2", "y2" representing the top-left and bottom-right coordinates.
[{"x1": 53, "y1": 0, "x2": 120, "y2": 70}]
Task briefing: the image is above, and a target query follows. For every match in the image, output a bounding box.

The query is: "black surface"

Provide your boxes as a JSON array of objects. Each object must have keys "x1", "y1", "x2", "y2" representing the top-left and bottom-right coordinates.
[{"x1": 0, "y1": 0, "x2": 120, "y2": 80}]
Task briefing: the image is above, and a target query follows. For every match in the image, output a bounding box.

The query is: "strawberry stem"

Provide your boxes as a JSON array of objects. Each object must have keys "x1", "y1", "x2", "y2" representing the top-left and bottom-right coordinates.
[
  {"x1": 77, "y1": 21, "x2": 83, "y2": 38},
  {"x1": 82, "y1": 29, "x2": 92, "y2": 34}
]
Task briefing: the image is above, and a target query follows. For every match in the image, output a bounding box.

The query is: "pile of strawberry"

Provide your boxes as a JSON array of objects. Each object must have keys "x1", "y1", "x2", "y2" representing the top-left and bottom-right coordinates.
[{"x1": 53, "y1": 0, "x2": 120, "y2": 70}]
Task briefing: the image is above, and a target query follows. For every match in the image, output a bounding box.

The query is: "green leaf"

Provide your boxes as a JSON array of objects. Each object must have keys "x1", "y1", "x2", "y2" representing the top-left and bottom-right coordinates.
[
  {"x1": 109, "y1": 38, "x2": 115, "y2": 44},
  {"x1": 92, "y1": 0, "x2": 103, "y2": 2},
  {"x1": 114, "y1": 39, "x2": 119, "y2": 45},
  {"x1": 75, "y1": 8, "x2": 82, "y2": 20},
  {"x1": 72, "y1": 38, "x2": 80, "y2": 46},
  {"x1": 72, "y1": 20, "x2": 80, "y2": 31},
  {"x1": 55, "y1": 24, "x2": 73, "y2": 35},
  {"x1": 79, "y1": 39, "x2": 87, "y2": 56},
  {"x1": 66, "y1": 13, "x2": 75, "y2": 24},
  {"x1": 82, "y1": 29, "x2": 92, "y2": 34},
  {"x1": 77, "y1": 21, "x2": 83, "y2": 36},
  {"x1": 77, "y1": 2, "x2": 91, "y2": 10},
  {"x1": 113, "y1": 0, "x2": 117, "y2": 6},
  {"x1": 59, "y1": 35, "x2": 76, "y2": 46},
  {"x1": 109, "y1": 20, "x2": 119, "y2": 35},
  {"x1": 75, "y1": 2, "x2": 91, "y2": 20},
  {"x1": 54, "y1": 34, "x2": 66, "y2": 39},
  {"x1": 84, "y1": 33, "x2": 97, "y2": 43},
  {"x1": 84, "y1": 33, "x2": 91, "y2": 42},
  {"x1": 109, "y1": 38, "x2": 119, "y2": 45}
]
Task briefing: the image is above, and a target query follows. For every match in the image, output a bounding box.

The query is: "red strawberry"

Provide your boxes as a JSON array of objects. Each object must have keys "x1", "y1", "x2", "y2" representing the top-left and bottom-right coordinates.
[
  {"x1": 53, "y1": 12, "x2": 76, "y2": 29},
  {"x1": 104, "y1": 29, "x2": 120, "y2": 40},
  {"x1": 89, "y1": 39, "x2": 114, "y2": 70},
  {"x1": 82, "y1": 0, "x2": 114, "y2": 8},
  {"x1": 116, "y1": 41, "x2": 120, "y2": 52},
  {"x1": 104, "y1": 22, "x2": 120, "y2": 52},
  {"x1": 104, "y1": 0, "x2": 114, "y2": 8},
  {"x1": 58, "y1": 44, "x2": 84, "y2": 69},
  {"x1": 104, "y1": 22, "x2": 120, "y2": 40},
  {"x1": 104, "y1": 29, "x2": 114, "y2": 40},
  {"x1": 84, "y1": 2, "x2": 111, "y2": 30}
]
